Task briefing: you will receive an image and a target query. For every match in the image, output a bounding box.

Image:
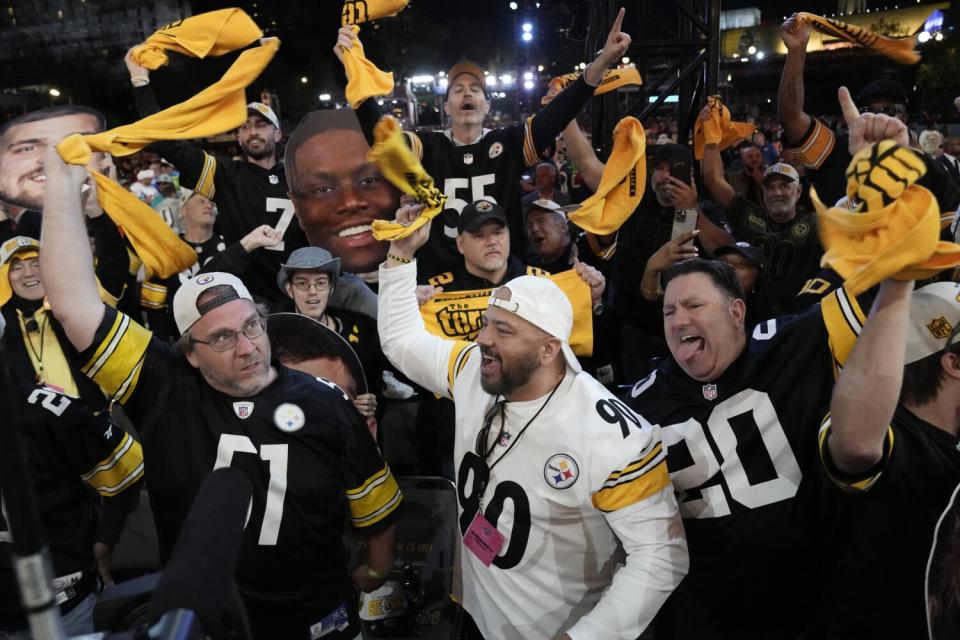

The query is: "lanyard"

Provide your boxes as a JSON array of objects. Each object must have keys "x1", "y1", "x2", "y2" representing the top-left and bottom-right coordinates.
[{"x1": 474, "y1": 379, "x2": 562, "y2": 507}]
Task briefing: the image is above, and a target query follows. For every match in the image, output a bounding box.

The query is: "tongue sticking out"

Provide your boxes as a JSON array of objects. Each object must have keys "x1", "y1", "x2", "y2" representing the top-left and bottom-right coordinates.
[{"x1": 676, "y1": 337, "x2": 704, "y2": 363}]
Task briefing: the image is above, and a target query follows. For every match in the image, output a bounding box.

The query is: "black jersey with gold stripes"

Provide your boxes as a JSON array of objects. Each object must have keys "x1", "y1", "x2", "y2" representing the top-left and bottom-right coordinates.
[
  {"x1": 133, "y1": 85, "x2": 306, "y2": 303},
  {"x1": 356, "y1": 76, "x2": 596, "y2": 277},
  {"x1": 623, "y1": 287, "x2": 865, "y2": 638},
  {"x1": 77, "y1": 306, "x2": 402, "y2": 611},
  {"x1": 0, "y1": 384, "x2": 143, "y2": 628},
  {"x1": 813, "y1": 406, "x2": 960, "y2": 639}
]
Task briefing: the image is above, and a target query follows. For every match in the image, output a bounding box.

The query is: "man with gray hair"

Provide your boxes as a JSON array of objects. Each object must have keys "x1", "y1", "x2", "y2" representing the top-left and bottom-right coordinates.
[{"x1": 39, "y1": 144, "x2": 402, "y2": 640}]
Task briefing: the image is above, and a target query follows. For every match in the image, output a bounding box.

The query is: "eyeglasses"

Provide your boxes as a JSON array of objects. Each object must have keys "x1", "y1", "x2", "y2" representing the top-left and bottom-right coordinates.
[
  {"x1": 191, "y1": 317, "x2": 266, "y2": 352},
  {"x1": 290, "y1": 279, "x2": 331, "y2": 292},
  {"x1": 858, "y1": 104, "x2": 907, "y2": 117}
]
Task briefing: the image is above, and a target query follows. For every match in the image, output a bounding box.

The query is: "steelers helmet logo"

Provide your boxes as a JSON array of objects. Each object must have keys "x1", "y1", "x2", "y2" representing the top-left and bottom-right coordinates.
[
  {"x1": 475, "y1": 200, "x2": 493, "y2": 213},
  {"x1": 544, "y1": 453, "x2": 579, "y2": 490},
  {"x1": 196, "y1": 274, "x2": 215, "y2": 285},
  {"x1": 791, "y1": 221, "x2": 810, "y2": 238},
  {"x1": 488, "y1": 142, "x2": 504, "y2": 159},
  {"x1": 273, "y1": 403, "x2": 306, "y2": 433}
]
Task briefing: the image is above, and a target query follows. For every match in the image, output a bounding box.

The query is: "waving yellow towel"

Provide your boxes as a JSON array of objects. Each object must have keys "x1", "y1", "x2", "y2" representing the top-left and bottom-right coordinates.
[
  {"x1": 565, "y1": 117, "x2": 646, "y2": 235},
  {"x1": 340, "y1": 25, "x2": 395, "y2": 109},
  {"x1": 130, "y1": 8, "x2": 263, "y2": 69},
  {"x1": 369, "y1": 116, "x2": 447, "y2": 241},
  {"x1": 57, "y1": 13, "x2": 279, "y2": 278},
  {"x1": 813, "y1": 141, "x2": 960, "y2": 295},
  {"x1": 796, "y1": 12, "x2": 920, "y2": 65},
  {"x1": 694, "y1": 95, "x2": 756, "y2": 160}
]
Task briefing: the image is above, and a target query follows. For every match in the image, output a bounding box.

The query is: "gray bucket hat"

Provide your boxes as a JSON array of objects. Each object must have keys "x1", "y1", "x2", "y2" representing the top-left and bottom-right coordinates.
[{"x1": 277, "y1": 247, "x2": 341, "y2": 291}]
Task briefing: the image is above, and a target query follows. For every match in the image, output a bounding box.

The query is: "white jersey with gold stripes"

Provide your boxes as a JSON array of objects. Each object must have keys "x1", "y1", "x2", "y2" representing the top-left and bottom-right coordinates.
[{"x1": 378, "y1": 261, "x2": 688, "y2": 640}]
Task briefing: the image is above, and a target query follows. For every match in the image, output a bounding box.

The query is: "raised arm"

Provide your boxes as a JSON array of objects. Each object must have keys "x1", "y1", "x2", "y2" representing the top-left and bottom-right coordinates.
[
  {"x1": 561, "y1": 122, "x2": 604, "y2": 193},
  {"x1": 777, "y1": 15, "x2": 813, "y2": 144},
  {"x1": 40, "y1": 146, "x2": 106, "y2": 352},
  {"x1": 378, "y1": 203, "x2": 461, "y2": 398},
  {"x1": 827, "y1": 280, "x2": 914, "y2": 473},
  {"x1": 700, "y1": 142, "x2": 736, "y2": 208}
]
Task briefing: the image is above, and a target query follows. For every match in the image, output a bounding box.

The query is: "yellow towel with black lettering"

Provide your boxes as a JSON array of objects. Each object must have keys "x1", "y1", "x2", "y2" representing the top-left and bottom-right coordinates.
[
  {"x1": 796, "y1": 12, "x2": 920, "y2": 65},
  {"x1": 340, "y1": 25, "x2": 395, "y2": 108},
  {"x1": 419, "y1": 269, "x2": 594, "y2": 355},
  {"x1": 542, "y1": 67, "x2": 642, "y2": 105},
  {"x1": 342, "y1": 0, "x2": 410, "y2": 24},
  {"x1": 812, "y1": 141, "x2": 960, "y2": 295},
  {"x1": 57, "y1": 28, "x2": 280, "y2": 278},
  {"x1": 566, "y1": 117, "x2": 645, "y2": 235},
  {"x1": 369, "y1": 116, "x2": 447, "y2": 241},
  {"x1": 694, "y1": 95, "x2": 756, "y2": 160},
  {"x1": 130, "y1": 8, "x2": 263, "y2": 69}
]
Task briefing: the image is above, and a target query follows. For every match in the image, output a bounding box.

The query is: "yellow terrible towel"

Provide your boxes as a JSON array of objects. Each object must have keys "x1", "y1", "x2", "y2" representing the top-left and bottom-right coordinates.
[
  {"x1": 369, "y1": 116, "x2": 447, "y2": 241},
  {"x1": 340, "y1": 25, "x2": 395, "y2": 109},
  {"x1": 342, "y1": 0, "x2": 410, "y2": 24},
  {"x1": 130, "y1": 8, "x2": 263, "y2": 69},
  {"x1": 566, "y1": 117, "x2": 646, "y2": 236},
  {"x1": 419, "y1": 269, "x2": 594, "y2": 356},
  {"x1": 57, "y1": 30, "x2": 280, "y2": 278},
  {"x1": 542, "y1": 67, "x2": 642, "y2": 105},
  {"x1": 694, "y1": 95, "x2": 756, "y2": 160},
  {"x1": 813, "y1": 141, "x2": 960, "y2": 295},
  {"x1": 796, "y1": 12, "x2": 920, "y2": 65}
]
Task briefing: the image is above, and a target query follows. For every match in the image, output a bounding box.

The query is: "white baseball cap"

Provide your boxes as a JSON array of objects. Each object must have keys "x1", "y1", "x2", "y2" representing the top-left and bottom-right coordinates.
[
  {"x1": 488, "y1": 275, "x2": 582, "y2": 373},
  {"x1": 247, "y1": 102, "x2": 280, "y2": 129},
  {"x1": 173, "y1": 272, "x2": 253, "y2": 335},
  {"x1": 137, "y1": 169, "x2": 155, "y2": 181},
  {"x1": 762, "y1": 163, "x2": 800, "y2": 184},
  {"x1": 905, "y1": 281, "x2": 960, "y2": 364}
]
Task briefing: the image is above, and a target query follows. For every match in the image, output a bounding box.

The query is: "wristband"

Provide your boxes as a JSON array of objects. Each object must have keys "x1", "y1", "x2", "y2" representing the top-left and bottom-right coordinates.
[
  {"x1": 387, "y1": 253, "x2": 413, "y2": 264},
  {"x1": 364, "y1": 565, "x2": 389, "y2": 580}
]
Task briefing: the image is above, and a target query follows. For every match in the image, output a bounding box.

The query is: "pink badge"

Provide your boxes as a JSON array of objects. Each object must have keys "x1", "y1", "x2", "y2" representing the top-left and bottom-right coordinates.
[{"x1": 463, "y1": 512, "x2": 506, "y2": 566}]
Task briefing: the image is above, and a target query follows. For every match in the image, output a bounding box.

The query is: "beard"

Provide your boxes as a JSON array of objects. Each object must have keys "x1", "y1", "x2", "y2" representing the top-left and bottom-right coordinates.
[
  {"x1": 241, "y1": 137, "x2": 275, "y2": 161},
  {"x1": 0, "y1": 181, "x2": 42, "y2": 211},
  {"x1": 480, "y1": 346, "x2": 541, "y2": 396}
]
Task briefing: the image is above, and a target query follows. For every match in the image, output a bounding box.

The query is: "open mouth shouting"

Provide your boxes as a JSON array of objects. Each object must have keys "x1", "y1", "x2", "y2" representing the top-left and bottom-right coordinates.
[{"x1": 675, "y1": 334, "x2": 705, "y2": 363}]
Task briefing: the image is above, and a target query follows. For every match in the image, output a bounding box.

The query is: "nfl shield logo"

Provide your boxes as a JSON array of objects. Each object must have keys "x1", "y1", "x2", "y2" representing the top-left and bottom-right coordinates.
[
  {"x1": 463, "y1": 153, "x2": 474, "y2": 165},
  {"x1": 702, "y1": 384, "x2": 718, "y2": 401},
  {"x1": 233, "y1": 401, "x2": 254, "y2": 419},
  {"x1": 269, "y1": 174, "x2": 279, "y2": 184}
]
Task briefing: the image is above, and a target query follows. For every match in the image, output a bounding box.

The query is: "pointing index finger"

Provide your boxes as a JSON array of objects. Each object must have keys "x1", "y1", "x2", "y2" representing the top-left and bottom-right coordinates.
[
  {"x1": 838, "y1": 86, "x2": 860, "y2": 126},
  {"x1": 610, "y1": 7, "x2": 625, "y2": 34}
]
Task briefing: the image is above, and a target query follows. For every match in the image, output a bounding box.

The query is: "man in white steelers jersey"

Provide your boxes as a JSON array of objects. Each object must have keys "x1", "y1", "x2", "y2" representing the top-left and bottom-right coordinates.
[{"x1": 378, "y1": 202, "x2": 688, "y2": 640}]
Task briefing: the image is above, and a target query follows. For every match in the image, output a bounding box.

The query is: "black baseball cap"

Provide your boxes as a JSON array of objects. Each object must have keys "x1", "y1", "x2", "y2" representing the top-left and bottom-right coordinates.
[
  {"x1": 652, "y1": 143, "x2": 693, "y2": 166},
  {"x1": 857, "y1": 79, "x2": 908, "y2": 106},
  {"x1": 715, "y1": 242, "x2": 764, "y2": 270},
  {"x1": 457, "y1": 198, "x2": 506, "y2": 234}
]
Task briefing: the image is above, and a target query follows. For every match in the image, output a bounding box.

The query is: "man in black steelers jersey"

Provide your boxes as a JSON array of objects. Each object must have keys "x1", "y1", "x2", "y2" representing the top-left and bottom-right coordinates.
[
  {"x1": 0, "y1": 315, "x2": 144, "y2": 637},
  {"x1": 334, "y1": 8, "x2": 632, "y2": 277},
  {"x1": 124, "y1": 49, "x2": 307, "y2": 304},
  {"x1": 814, "y1": 280, "x2": 960, "y2": 639},
  {"x1": 39, "y1": 147, "x2": 402, "y2": 640},
  {"x1": 624, "y1": 258, "x2": 865, "y2": 639}
]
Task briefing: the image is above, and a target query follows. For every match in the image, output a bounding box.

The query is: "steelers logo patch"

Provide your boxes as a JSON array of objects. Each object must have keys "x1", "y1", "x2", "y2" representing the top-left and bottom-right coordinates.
[
  {"x1": 488, "y1": 142, "x2": 504, "y2": 159},
  {"x1": 791, "y1": 221, "x2": 810, "y2": 238},
  {"x1": 475, "y1": 200, "x2": 493, "y2": 212},
  {"x1": 544, "y1": 454, "x2": 579, "y2": 490},
  {"x1": 196, "y1": 274, "x2": 215, "y2": 285},
  {"x1": 273, "y1": 403, "x2": 306, "y2": 433}
]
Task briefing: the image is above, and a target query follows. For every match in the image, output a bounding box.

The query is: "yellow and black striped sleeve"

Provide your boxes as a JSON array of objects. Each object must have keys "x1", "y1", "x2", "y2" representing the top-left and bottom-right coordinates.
[
  {"x1": 817, "y1": 413, "x2": 894, "y2": 493},
  {"x1": 446, "y1": 341, "x2": 478, "y2": 397},
  {"x1": 821, "y1": 286, "x2": 866, "y2": 376},
  {"x1": 592, "y1": 440, "x2": 671, "y2": 513},
  {"x1": 785, "y1": 118, "x2": 836, "y2": 170},
  {"x1": 190, "y1": 151, "x2": 217, "y2": 200},
  {"x1": 345, "y1": 463, "x2": 404, "y2": 530},
  {"x1": 82, "y1": 432, "x2": 145, "y2": 497},
  {"x1": 79, "y1": 306, "x2": 153, "y2": 405}
]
